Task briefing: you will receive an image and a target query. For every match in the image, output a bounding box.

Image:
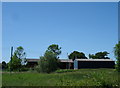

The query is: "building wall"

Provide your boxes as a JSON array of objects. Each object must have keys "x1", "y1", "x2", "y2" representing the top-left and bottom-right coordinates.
[
  {"x1": 26, "y1": 59, "x2": 115, "y2": 69},
  {"x1": 59, "y1": 62, "x2": 74, "y2": 69},
  {"x1": 26, "y1": 62, "x2": 38, "y2": 68},
  {"x1": 74, "y1": 60, "x2": 78, "y2": 69},
  {"x1": 26, "y1": 61, "x2": 74, "y2": 69},
  {"x1": 78, "y1": 61, "x2": 115, "y2": 69}
]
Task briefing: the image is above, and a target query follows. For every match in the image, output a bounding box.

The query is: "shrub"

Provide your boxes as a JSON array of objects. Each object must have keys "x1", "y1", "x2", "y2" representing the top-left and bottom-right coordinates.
[
  {"x1": 36, "y1": 51, "x2": 59, "y2": 73},
  {"x1": 20, "y1": 67, "x2": 29, "y2": 71},
  {"x1": 114, "y1": 41, "x2": 120, "y2": 72},
  {"x1": 55, "y1": 69, "x2": 77, "y2": 73},
  {"x1": 34, "y1": 65, "x2": 41, "y2": 73}
]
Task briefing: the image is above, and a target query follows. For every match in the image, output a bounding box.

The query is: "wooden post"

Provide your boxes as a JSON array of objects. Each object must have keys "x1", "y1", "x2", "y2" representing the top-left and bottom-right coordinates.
[{"x1": 10, "y1": 46, "x2": 13, "y2": 72}]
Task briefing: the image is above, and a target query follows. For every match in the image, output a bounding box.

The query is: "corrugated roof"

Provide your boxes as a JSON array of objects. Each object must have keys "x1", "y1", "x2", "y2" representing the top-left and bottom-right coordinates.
[
  {"x1": 75, "y1": 59, "x2": 114, "y2": 61},
  {"x1": 26, "y1": 59, "x2": 39, "y2": 62},
  {"x1": 26, "y1": 58, "x2": 73, "y2": 63},
  {"x1": 60, "y1": 59, "x2": 73, "y2": 63},
  {"x1": 26, "y1": 58, "x2": 114, "y2": 62}
]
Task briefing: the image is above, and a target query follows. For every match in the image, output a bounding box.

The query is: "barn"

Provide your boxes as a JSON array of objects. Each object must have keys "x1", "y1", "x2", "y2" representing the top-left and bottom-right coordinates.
[
  {"x1": 26, "y1": 59, "x2": 38, "y2": 68},
  {"x1": 74, "y1": 59, "x2": 115, "y2": 69},
  {"x1": 26, "y1": 58, "x2": 115, "y2": 69},
  {"x1": 59, "y1": 59, "x2": 74, "y2": 69},
  {"x1": 26, "y1": 58, "x2": 74, "y2": 69}
]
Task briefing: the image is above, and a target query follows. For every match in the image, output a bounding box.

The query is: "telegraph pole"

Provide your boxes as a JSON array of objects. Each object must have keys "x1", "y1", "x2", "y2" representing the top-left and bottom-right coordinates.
[
  {"x1": 10, "y1": 46, "x2": 13, "y2": 72},
  {"x1": 67, "y1": 53, "x2": 70, "y2": 69}
]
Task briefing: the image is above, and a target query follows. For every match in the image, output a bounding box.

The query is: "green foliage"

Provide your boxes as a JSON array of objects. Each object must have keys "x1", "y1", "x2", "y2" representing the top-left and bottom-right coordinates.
[
  {"x1": 15, "y1": 46, "x2": 26, "y2": 65},
  {"x1": 8, "y1": 53, "x2": 22, "y2": 71},
  {"x1": 89, "y1": 51, "x2": 110, "y2": 59},
  {"x1": 36, "y1": 44, "x2": 61, "y2": 73},
  {"x1": 68, "y1": 51, "x2": 87, "y2": 60},
  {"x1": 2, "y1": 69, "x2": 119, "y2": 86},
  {"x1": 20, "y1": 65, "x2": 29, "y2": 71},
  {"x1": 2, "y1": 61, "x2": 7, "y2": 70},
  {"x1": 55, "y1": 69, "x2": 119, "y2": 87},
  {"x1": 89, "y1": 54, "x2": 96, "y2": 59},
  {"x1": 34, "y1": 65, "x2": 41, "y2": 73},
  {"x1": 37, "y1": 51, "x2": 60, "y2": 73},
  {"x1": 8, "y1": 46, "x2": 26, "y2": 71},
  {"x1": 114, "y1": 41, "x2": 120, "y2": 72},
  {"x1": 55, "y1": 69, "x2": 78, "y2": 73},
  {"x1": 47, "y1": 44, "x2": 61, "y2": 58}
]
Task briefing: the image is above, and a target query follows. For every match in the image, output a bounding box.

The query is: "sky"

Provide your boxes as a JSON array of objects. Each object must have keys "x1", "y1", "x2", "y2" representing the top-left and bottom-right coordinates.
[{"x1": 2, "y1": 2, "x2": 118, "y2": 63}]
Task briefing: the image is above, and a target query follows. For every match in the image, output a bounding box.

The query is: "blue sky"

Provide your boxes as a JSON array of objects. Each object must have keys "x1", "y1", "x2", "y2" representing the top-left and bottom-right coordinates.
[{"x1": 2, "y1": 2, "x2": 118, "y2": 62}]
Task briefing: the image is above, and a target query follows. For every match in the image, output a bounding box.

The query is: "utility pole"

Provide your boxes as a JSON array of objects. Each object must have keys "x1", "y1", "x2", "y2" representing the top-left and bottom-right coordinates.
[
  {"x1": 67, "y1": 53, "x2": 70, "y2": 69},
  {"x1": 10, "y1": 46, "x2": 13, "y2": 72}
]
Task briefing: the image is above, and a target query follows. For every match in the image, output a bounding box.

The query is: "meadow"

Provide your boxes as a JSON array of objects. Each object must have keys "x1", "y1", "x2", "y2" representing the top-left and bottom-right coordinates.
[{"x1": 2, "y1": 69, "x2": 119, "y2": 87}]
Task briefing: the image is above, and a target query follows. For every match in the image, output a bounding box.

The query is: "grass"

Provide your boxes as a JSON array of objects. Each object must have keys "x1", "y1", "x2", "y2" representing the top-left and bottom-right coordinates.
[{"x1": 2, "y1": 69, "x2": 120, "y2": 87}]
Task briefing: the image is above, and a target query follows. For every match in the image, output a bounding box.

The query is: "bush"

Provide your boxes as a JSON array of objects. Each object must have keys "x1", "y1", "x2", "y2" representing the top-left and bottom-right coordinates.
[
  {"x1": 20, "y1": 67, "x2": 29, "y2": 71},
  {"x1": 114, "y1": 41, "x2": 120, "y2": 72},
  {"x1": 8, "y1": 53, "x2": 22, "y2": 71},
  {"x1": 36, "y1": 51, "x2": 59, "y2": 73},
  {"x1": 34, "y1": 65, "x2": 41, "y2": 73},
  {"x1": 55, "y1": 69, "x2": 77, "y2": 73},
  {"x1": 2, "y1": 61, "x2": 8, "y2": 70}
]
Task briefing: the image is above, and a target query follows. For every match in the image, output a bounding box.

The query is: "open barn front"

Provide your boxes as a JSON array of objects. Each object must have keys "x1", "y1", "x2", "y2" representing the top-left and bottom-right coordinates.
[
  {"x1": 74, "y1": 59, "x2": 115, "y2": 69},
  {"x1": 59, "y1": 59, "x2": 74, "y2": 69},
  {"x1": 59, "y1": 62, "x2": 74, "y2": 69},
  {"x1": 26, "y1": 58, "x2": 115, "y2": 69},
  {"x1": 26, "y1": 59, "x2": 74, "y2": 69},
  {"x1": 78, "y1": 61, "x2": 115, "y2": 69},
  {"x1": 26, "y1": 59, "x2": 39, "y2": 68}
]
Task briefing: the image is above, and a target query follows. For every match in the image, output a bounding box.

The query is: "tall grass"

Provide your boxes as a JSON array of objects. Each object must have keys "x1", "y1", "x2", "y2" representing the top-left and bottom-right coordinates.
[{"x1": 2, "y1": 69, "x2": 119, "y2": 87}]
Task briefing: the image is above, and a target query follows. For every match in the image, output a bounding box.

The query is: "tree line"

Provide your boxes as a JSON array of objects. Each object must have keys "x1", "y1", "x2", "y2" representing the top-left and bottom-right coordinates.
[{"x1": 2, "y1": 41, "x2": 120, "y2": 73}]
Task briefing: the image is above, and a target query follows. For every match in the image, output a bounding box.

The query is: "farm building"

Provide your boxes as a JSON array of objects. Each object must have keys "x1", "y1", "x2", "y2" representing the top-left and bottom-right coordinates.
[
  {"x1": 74, "y1": 59, "x2": 115, "y2": 69},
  {"x1": 26, "y1": 58, "x2": 115, "y2": 69},
  {"x1": 26, "y1": 58, "x2": 74, "y2": 69},
  {"x1": 59, "y1": 59, "x2": 74, "y2": 69},
  {"x1": 26, "y1": 59, "x2": 38, "y2": 68}
]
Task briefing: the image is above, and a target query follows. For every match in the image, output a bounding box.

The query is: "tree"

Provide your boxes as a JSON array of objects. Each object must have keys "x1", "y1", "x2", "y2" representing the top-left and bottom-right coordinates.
[
  {"x1": 15, "y1": 46, "x2": 26, "y2": 65},
  {"x1": 2, "y1": 61, "x2": 7, "y2": 70},
  {"x1": 37, "y1": 44, "x2": 61, "y2": 73},
  {"x1": 8, "y1": 52, "x2": 21, "y2": 71},
  {"x1": 89, "y1": 51, "x2": 110, "y2": 59},
  {"x1": 47, "y1": 44, "x2": 61, "y2": 58},
  {"x1": 68, "y1": 51, "x2": 87, "y2": 61},
  {"x1": 114, "y1": 41, "x2": 120, "y2": 72},
  {"x1": 37, "y1": 51, "x2": 59, "y2": 73},
  {"x1": 8, "y1": 46, "x2": 26, "y2": 71},
  {"x1": 89, "y1": 54, "x2": 97, "y2": 59}
]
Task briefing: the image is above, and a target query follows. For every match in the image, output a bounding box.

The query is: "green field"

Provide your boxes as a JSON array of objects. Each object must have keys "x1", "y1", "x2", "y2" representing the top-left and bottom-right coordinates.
[{"x1": 2, "y1": 69, "x2": 119, "y2": 87}]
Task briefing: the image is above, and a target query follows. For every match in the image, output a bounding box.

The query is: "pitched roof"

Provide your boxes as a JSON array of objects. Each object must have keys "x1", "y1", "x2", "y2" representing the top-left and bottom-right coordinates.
[
  {"x1": 75, "y1": 59, "x2": 114, "y2": 61},
  {"x1": 26, "y1": 59, "x2": 39, "y2": 62},
  {"x1": 60, "y1": 59, "x2": 73, "y2": 63},
  {"x1": 26, "y1": 58, "x2": 114, "y2": 62},
  {"x1": 26, "y1": 58, "x2": 73, "y2": 63}
]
